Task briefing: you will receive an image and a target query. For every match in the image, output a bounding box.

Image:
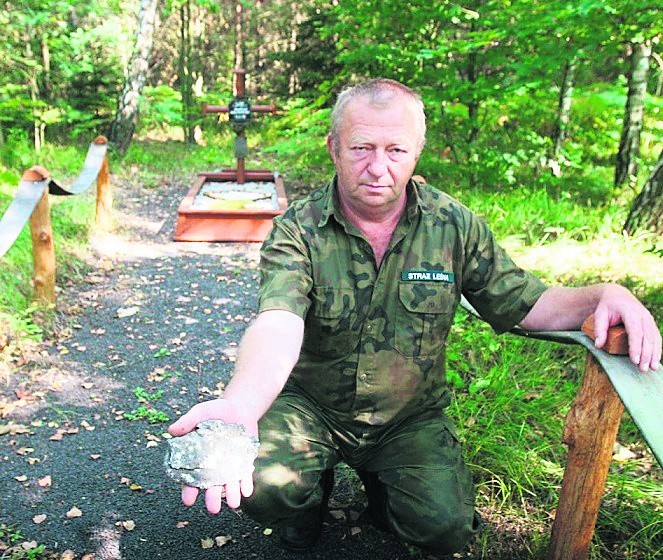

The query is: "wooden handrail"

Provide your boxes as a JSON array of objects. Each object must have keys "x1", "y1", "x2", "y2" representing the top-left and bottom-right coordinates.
[
  {"x1": 25, "y1": 167, "x2": 56, "y2": 305},
  {"x1": 0, "y1": 136, "x2": 111, "y2": 305},
  {"x1": 548, "y1": 317, "x2": 636, "y2": 560},
  {"x1": 458, "y1": 295, "x2": 659, "y2": 559}
]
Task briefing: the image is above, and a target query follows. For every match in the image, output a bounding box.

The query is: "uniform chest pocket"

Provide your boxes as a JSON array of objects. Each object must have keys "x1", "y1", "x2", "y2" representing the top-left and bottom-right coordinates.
[
  {"x1": 395, "y1": 282, "x2": 457, "y2": 358},
  {"x1": 303, "y1": 287, "x2": 360, "y2": 358}
]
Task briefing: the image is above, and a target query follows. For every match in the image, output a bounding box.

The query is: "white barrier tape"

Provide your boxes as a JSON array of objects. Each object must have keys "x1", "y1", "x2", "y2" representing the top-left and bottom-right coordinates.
[
  {"x1": 48, "y1": 142, "x2": 108, "y2": 196},
  {"x1": 0, "y1": 178, "x2": 51, "y2": 258},
  {"x1": 0, "y1": 140, "x2": 108, "y2": 258}
]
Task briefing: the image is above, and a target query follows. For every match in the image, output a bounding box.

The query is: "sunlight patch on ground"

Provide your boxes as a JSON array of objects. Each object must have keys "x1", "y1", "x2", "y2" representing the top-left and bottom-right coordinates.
[
  {"x1": 504, "y1": 235, "x2": 662, "y2": 288},
  {"x1": 88, "y1": 230, "x2": 261, "y2": 261}
]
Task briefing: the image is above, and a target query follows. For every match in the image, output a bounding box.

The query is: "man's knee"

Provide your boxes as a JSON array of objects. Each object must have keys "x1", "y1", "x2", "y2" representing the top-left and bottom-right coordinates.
[
  {"x1": 242, "y1": 466, "x2": 328, "y2": 524},
  {"x1": 391, "y1": 509, "x2": 480, "y2": 556},
  {"x1": 241, "y1": 466, "x2": 298, "y2": 523}
]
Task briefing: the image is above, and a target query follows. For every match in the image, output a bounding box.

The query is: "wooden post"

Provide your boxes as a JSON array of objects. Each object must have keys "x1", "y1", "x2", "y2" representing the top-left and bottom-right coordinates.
[
  {"x1": 93, "y1": 136, "x2": 112, "y2": 229},
  {"x1": 548, "y1": 351, "x2": 625, "y2": 560},
  {"x1": 25, "y1": 166, "x2": 56, "y2": 305}
]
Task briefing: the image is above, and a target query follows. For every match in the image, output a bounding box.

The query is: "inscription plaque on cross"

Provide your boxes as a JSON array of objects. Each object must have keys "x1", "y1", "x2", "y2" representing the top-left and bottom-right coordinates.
[{"x1": 203, "y1": 68, "x2": 277, "y2": 184}]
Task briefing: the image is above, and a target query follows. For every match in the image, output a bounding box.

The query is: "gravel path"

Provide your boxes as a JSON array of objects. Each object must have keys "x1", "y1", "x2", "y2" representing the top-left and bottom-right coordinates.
[{"x1": 0, "y1": 177, "x2": 434, "y2": 560}]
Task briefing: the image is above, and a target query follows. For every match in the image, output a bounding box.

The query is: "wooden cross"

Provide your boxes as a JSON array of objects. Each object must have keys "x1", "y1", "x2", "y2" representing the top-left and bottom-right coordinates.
[{"x1": 203, "y1": 68, "x2": 277, "y2": 184}]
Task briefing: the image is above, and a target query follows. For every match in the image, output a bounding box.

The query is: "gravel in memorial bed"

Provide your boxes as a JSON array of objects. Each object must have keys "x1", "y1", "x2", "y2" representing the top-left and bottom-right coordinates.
[{"x1": 193, "y1": 181, "x2": 279, "y2": 211}]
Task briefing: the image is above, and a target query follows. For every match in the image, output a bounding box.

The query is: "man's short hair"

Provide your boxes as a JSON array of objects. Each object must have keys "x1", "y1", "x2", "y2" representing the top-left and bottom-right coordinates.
[{"x1": 329, "y1": 78, "x2": 427, "y2": 156}]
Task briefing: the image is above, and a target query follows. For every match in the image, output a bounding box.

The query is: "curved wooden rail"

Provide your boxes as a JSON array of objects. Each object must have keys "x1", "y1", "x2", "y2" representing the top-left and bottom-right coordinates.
[
  {"x1": 460, "y1": 297, "x2": 662, "y2": 559},
  {"x1": 0, "y1": 136, "x2": 111, "y2": 304}
]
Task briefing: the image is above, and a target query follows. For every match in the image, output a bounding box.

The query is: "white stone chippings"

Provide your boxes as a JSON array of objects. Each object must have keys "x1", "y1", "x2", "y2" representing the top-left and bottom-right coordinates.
[
  {"x1": 164, "y1": 420, "x2": 259, "y2": 489},
  {"x1": 193, "y1": 181, "x2": 279, "y2": 210}
]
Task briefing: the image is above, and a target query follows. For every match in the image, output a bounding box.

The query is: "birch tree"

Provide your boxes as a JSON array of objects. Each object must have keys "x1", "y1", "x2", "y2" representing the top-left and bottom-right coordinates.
[
  {"x1": 614, "y1": 41, "x2": 652, "y2": 188},
  {"x1": 624, "y1": 150, "x2": 663, "y2": 235},
  {"x1": 108, "y1": 0, "x2": 160, "y2": 154}
]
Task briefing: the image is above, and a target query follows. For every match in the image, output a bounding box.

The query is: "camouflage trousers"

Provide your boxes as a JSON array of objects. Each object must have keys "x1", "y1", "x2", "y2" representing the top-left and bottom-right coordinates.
[{"x1": 242, "y1": 392, "x2": 480, "y2": 556}]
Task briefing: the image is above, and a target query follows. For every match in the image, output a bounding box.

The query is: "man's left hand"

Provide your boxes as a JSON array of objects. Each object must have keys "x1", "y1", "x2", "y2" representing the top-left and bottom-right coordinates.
[{"x1": 592, "y1": 285, "x2": 661, "y2": 372}]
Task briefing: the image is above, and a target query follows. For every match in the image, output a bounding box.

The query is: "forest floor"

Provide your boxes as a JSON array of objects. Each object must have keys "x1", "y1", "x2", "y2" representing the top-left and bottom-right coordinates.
[{"x1": 0, "y1": 172, "x2": 657, "y2": 560}]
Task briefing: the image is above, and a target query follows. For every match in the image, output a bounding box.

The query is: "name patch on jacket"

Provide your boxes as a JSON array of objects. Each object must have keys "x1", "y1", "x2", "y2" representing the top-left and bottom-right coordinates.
[{"x1": 401, "y1": 269, "x2": 455, "y2": 283}]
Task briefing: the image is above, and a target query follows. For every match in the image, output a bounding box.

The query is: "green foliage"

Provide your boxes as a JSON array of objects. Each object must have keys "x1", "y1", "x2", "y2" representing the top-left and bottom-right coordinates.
[
  {"x1": 134, "y1": 386, "x2": 165, "y2": 403},
  {"x1": 0, "y1": 2, "x2": 662, "y2": 556},
  {"x1": 121, "y1": 137, "x2": 234, "y2": 178},
  {"x1": 153, "y1": 347, "x2": 172, "y2": 358},
  {"x1": 123, "y1": 387, "x2": 169, "y2": 423},
  {"x1": 0, "y1": 129, "x2": 34, "y2": 169},
  {"x1": 140, "y1": 85, "x2": 185, "y2": 130},
  {"x1": 0, "y1": 307, "x2": 44, "y2": 341},
  {"x1": 0, "y1": 139, "x2": 94, "y2": 332},
  {"x1": 260, "y1": 98, "x2": 333, "y2": 184},
  {"x1": 123, "y1": 405, "x2": 170, "y2": 424},
  {"x1": 0, "y1": 524, "x2": 48, "y2": 559},
  {"x1": 0, "y1": 1, "x2": 127, "y2": 142}
]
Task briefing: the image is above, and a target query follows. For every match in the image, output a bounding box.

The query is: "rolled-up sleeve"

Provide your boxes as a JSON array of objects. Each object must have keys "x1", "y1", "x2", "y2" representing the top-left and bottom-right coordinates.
[{"x1": 460, "y1": 210, "x2": 547, "y2": 334}]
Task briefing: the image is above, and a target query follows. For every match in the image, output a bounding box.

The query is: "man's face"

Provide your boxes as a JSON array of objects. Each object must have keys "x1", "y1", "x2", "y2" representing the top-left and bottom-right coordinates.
[{"x1": 327, "y1": 94, "x2": 421, "y2": 217}]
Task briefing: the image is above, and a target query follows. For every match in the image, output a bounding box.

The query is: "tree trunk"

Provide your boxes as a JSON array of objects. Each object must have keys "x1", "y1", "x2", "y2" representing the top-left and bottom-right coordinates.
[
  {"x1": 624, "y1": 149, "x2": 663, "y2": 235},
  {"x1": 25, "y1": 39, "x2": 42, "y2": 151},
  {"x1": 466, "y1": 49, "x2": 480, "y2": 189},
  {"x1": 108, "y1": 0, "x2": 159, "y2": 155},
  {"x1": 652, "y1": 51, "x2": 663, "y2": 97},
  {"x1": 234, "y1": 1, "x2": 245, "y2": 73},
  {"x1": 552, "y1": 54, "x2": 578, "y2": 162},
  {"x1": 614, "y1": 41, "x2": 652, "y2": 188},
  {"x1": 179, "y1": 0, "x2": 195, "y2": 144}
]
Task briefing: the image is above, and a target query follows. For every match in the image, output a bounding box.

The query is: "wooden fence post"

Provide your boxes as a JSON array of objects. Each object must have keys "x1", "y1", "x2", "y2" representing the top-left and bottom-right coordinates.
[
  {"x1": 547, "y1": 352, "x2": 625, "y2": 560},
  {"x1": 94, "y1": 135, "x2": 112, "y2": 229},
  {"x1": 25, "y1": 166, "x2": 56, "y2": 305}
]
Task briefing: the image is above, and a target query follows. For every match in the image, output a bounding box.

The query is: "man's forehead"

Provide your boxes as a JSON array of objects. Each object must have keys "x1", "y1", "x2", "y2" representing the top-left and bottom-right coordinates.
[
  {"x1": 346, "y1": 125, "x2": 414, "y2": 146},
  {"x1": 342, "y1": 101, "x2": 418, "y2": 145}
]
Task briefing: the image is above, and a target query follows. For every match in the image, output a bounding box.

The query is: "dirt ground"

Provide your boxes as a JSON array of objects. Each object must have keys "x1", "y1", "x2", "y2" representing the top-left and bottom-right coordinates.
[{"x1": 0, "y1": 176, "x2": 547, "y2": 560}]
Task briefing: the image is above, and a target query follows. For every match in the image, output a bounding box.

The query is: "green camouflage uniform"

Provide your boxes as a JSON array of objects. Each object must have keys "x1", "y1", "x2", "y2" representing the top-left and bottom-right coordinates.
[{"x1": 242, "y1": 178, "x2": 547, "y2": 555}]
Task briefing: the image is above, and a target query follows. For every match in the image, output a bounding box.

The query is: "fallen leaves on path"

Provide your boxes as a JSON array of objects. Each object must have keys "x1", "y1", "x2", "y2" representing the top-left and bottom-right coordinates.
[
  {"x1": 117, "y1": 306, "x2": 140, "y2": 318},
  {"x1": 0, "y1": 422, "x2": 30, "y2": 436},
  {"x1": 38, "y1": 475, "x2": 52, "y2": 487},
  {"x1": 66, "y1": 506, "x2": 83, "y2": 519},
  {"x1": 201, "y1": 535, "x2": 233, "y2": 549},
  {"x1": 116, "y1": 520, "x2": 136, "y2": 531},
  {"x1": 215, "y1": 535, "x2": 232, "y2": 547},
  {"x1": 49, "y1": 427, "x2": 79, "y2": 441},
  {"x1": 32, "y1": 514, "x2": 47, "y2": 524}
]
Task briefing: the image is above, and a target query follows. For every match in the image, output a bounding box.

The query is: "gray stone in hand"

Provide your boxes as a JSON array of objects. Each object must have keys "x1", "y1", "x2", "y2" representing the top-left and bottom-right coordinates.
[{"x1": 165, "y1": 420, "x2": 259, "y2": 489}]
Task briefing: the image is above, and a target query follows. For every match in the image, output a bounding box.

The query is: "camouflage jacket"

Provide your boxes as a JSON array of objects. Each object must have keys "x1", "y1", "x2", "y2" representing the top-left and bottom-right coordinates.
[{"x1": 258, "y1": 178, "x2": 547, "y2": 428}]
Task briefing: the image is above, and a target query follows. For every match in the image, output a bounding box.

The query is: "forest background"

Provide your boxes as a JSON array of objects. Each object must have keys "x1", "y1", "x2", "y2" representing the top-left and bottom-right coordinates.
[{"x1": 0, "y1": 1, "x2": 662, "y2": 559}]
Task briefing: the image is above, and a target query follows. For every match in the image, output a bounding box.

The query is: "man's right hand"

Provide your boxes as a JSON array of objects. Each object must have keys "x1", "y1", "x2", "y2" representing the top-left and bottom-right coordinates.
[{"x1": 168, "y1": 399, "x2": 259, "y2": 514}]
